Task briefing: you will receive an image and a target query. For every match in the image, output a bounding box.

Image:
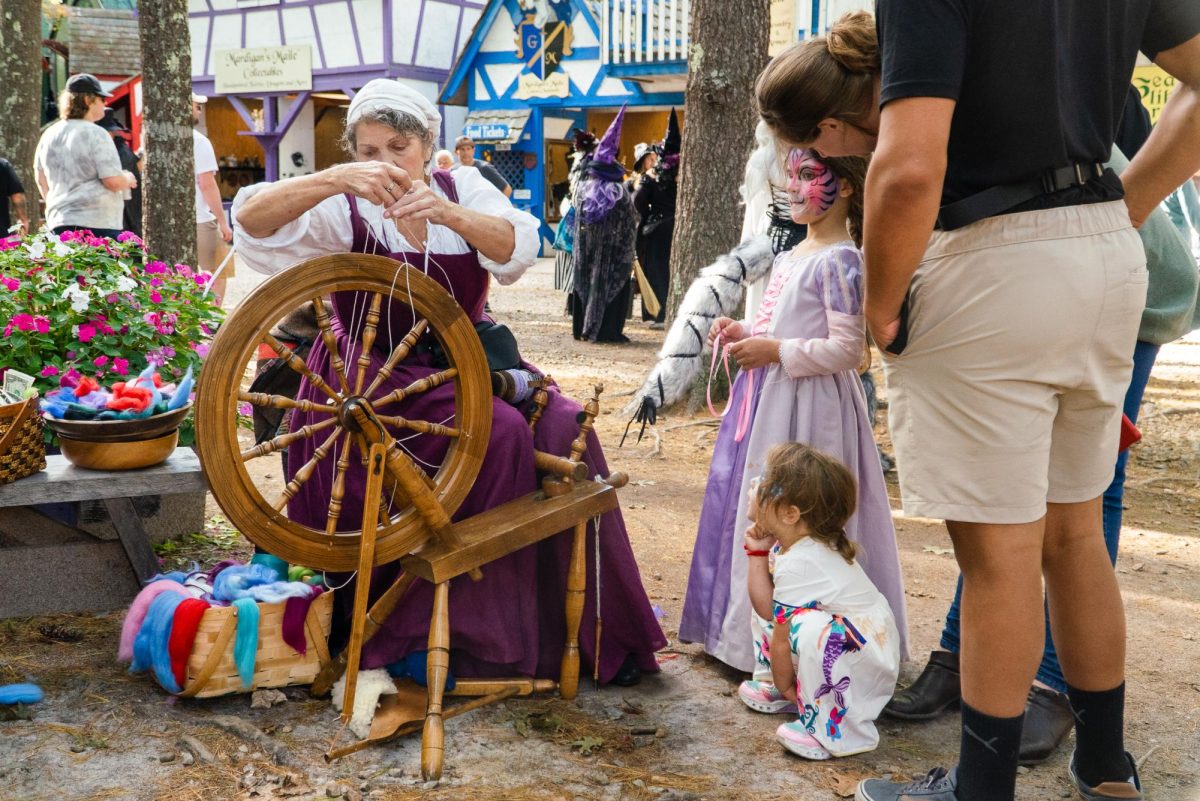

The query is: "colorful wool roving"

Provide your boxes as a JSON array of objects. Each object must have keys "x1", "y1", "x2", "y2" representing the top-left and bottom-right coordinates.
[
  {"x1": 40, "y1": 364, "x2": 193, "y2": 420},
  {"x1": 117, "y1": 557, "x2": 324, "y2": 693}
]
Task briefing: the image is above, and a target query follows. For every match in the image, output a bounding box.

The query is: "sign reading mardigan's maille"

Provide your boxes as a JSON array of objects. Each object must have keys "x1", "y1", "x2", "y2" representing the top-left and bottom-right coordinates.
[
  {"x1": 514, "y1": 14, "x2": 573, "y2": 99},
  {"x1": 215, "y1": 45, "x2": 313, "y2": 94}
]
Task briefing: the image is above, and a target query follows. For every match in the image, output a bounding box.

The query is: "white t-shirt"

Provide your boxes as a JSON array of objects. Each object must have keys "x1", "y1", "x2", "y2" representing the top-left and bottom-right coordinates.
[
  {"x1": 34, "y1": 119, "x2": 124, "y2": 230},
  {"x1": 193, "y1": 129, "x2": 219, "y2": 224},
  {"x1": 230, "y1": 166, "x2": 540, "y2": 284}
]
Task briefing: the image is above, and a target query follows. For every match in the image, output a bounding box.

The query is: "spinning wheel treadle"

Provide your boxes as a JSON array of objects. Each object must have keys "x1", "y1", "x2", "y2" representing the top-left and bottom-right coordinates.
[{"x1": 194, "y1": 254, "x2": 492, "y2": 572}]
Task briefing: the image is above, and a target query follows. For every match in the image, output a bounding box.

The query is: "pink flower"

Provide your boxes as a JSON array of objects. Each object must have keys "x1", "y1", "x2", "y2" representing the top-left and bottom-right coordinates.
[
  {"x1": 192, "y1": 342, "x2": 210, "y2": 358},
  {"x1": 150, "y1": 277, "x2": 164, "y2": 287},
  {"x1": 0, "y1": 236, "x2": 20, "y2": 251},
  {"x1": 93, "y1": 355, "x2": 109, "y2": 368},
  {"x1": 77, "y1": 323, "x2": 97, "y2": 343},
  {"x1": 2, "y1": 324, "x2": 11, "y2": 337},
  {"x1": 59, "y1": 230, "x2": 80, "y2": 243},
  {"x1": 0, "y1": 277, "x2": 18, "y2": 291},
  {"x1": 176, "y1": 264, "x2": 194, "y2": 278},
  {"x1": 144, "y1": 261, "x2": 168, "y2": 275},
  {"x1": 149, "y1": 290, "x2": 163, "y2": 304},
  {"x1": 40, "y1": 365, "x2": 59, "y2": 378},
  {"x1": 60, "y1": 368, "x2": 82, "y2": 388},
  {"x1": 105, "y1": 293, "x2": 118, "y2": 304},
  {"x1": 117, "y1": 231, "x2": 143, "y2": 245},
  {"x1": 34, "y1": 316, "x2": 49, "y2": 334},
  {"x1": 10, "y1": 313, "x2": 34, "y2": 332},
  {"x1": 112, "y1": 357, "x2": 129, "y2": 375},
  {"x1": 194, "y1": 273, "x2": 211, "y2": 287}
]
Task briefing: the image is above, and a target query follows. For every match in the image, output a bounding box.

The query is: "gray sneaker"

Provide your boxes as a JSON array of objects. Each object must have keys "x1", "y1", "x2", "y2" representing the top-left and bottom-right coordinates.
[
  {"x1": 856, "y1": 767, "x2": 958, "y2": 801},
  {"x1": 1067, "y1": 751, "x2": 1144, "y2": 800}
]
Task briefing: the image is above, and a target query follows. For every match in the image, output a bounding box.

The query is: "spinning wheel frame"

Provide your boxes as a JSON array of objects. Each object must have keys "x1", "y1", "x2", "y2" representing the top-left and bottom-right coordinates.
[{"x1": 195, "y1": 254, "x2": 492, "y2": 572}]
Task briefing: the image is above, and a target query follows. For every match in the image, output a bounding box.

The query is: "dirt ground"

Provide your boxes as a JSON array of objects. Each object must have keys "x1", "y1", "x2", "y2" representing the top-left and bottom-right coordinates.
[{"x1": 2, "y1": 259, "x2": 1198, "y2": 801}]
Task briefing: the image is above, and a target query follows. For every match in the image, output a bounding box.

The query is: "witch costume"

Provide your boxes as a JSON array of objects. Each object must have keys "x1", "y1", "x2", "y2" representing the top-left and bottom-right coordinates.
[
  {"x1": 231, "y1": 80, "x2": 665, "y2": 684},
  {"x1": 569, "y1": 106, "x2": 637, "y2": 343},
  {"x1": 632, "y1": 109, "x2": 680, "y2": 325}
]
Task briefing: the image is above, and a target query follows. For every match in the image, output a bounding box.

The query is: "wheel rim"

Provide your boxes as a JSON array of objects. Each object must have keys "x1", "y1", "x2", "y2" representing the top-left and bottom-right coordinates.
[{"x1": 195, "y1": 254, "x2": 491, "y2": 571}]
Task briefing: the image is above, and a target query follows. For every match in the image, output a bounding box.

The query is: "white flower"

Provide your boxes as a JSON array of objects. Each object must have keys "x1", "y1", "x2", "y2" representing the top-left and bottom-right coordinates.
[
  {"x1": 114, "y1": 275, "x2": 137, "y2": 293},
  {"x1": 62, "y1": 284, "x2": 91, "y2": 314},
  {"x1": 26, "y1": 239, "x2": 46, "y2": 260},
  {"x1": 53, "y1": 240, "x2": 73, "y2": 258}
]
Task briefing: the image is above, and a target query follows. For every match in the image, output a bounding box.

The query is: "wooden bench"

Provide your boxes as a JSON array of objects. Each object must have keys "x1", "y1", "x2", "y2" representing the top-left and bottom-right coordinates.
[{"x1": 0, "y1": 450, "x2": 208, "y2": 617}]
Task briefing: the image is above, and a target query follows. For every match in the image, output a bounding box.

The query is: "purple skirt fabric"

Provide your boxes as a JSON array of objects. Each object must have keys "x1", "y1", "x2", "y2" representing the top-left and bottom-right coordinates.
[
  {"x1": 677, "y1": 369, "x2": 762, "y2": 654},
  {"x1": 286, "y1": 322, "x2": 666, "y2": 683}
]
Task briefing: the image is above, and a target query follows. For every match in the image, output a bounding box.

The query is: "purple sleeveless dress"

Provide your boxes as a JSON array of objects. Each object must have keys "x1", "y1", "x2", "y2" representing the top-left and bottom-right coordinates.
[{"x1": 284, "y1": 171, "x2": 666, "y2": 681}]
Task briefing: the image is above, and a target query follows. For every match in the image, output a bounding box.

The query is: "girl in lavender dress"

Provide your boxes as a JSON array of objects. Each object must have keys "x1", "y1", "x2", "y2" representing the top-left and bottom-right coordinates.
[
  {"x1": 742, "y1": 443, "x2": 900, "y2": 759},
  {"x1": 678, "y1": 147, "x2": 907, "y2": 673}
]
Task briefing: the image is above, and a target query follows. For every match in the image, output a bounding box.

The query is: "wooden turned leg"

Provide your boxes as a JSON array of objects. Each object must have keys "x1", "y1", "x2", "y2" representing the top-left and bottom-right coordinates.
[
  {"x1": 421, "y1": 580, "x2": 450, "y2": 781},
  {"x1": 559, "y1": 520, "x2": 587, "y2": 700}
]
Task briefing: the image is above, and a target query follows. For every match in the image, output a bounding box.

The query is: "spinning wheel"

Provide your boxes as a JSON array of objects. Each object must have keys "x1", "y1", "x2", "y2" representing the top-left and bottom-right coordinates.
[
  {"x1": 195, "y1": 253, "x2": 625, "y2": 780},
  {"x1": 195, "y1": 253, "x2": 492, "y2": 572}
]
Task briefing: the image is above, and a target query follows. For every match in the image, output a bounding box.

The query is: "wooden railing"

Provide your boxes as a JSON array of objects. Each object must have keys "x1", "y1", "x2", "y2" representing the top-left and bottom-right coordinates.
[{"x1": 601, "y1": 0, "x2": 691, "y2": 65}]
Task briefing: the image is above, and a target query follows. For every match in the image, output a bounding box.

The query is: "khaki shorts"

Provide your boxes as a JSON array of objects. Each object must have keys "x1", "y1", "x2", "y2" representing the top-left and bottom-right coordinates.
[
  {"x1": 196, "y1": 218, "x2": 234, "y2": 277},
  {"x1": 882, "y1": 201, "x2": 1146, "y2": 524}
]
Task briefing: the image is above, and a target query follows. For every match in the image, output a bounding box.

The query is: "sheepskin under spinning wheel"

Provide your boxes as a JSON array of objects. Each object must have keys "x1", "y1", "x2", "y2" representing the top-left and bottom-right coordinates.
[{"x1": 194, "y1": 253, "x2": 621, "y2": 780}]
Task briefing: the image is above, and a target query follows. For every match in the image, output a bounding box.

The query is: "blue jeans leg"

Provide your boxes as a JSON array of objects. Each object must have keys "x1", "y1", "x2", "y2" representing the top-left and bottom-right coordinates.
[{"x1": 940, "y1": 341, "x2": 1160, "y2": 693}]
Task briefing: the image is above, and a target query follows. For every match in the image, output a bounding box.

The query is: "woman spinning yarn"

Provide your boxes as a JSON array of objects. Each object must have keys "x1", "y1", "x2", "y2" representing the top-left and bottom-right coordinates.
[{"x1": 232, "y1": 79, "x2": 665, "y2": 685}]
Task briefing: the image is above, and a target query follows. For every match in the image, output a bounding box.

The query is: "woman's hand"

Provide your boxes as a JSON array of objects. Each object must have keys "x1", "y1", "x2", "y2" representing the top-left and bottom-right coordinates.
[
  {"x1": 708, "y1": 317, "x2": 745, "y2": 347},
  {"x1": 744, "y1": 524, "x2": 775, "y2": 554},
  {"x1": 728, "y1": 337, "x2": 781, "y2": 370},
  {"x1": 332, "y1": 161, "x2": 415, "y2": 208},
  {"x1": 384, "y1": 179, "x2": 454, "y2": 227}
]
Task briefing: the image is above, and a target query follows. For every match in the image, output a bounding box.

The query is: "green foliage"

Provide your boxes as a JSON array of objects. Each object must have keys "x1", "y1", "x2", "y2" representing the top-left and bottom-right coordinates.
[{"x1": 0, "y1": 229, "x2": 223, "y2": 395}]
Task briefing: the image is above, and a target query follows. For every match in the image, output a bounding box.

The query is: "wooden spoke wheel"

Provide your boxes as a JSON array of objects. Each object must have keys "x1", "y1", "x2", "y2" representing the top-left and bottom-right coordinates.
[{"x1": 195, "y1": 254, "x2": 491, "y2": 572}]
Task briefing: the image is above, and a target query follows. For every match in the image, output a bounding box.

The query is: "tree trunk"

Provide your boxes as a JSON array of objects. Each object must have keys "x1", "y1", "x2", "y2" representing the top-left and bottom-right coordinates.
[
  {"x1": 0, "y1": 0, "x2": 44, "y2": 230},
  {"x1": 138, "y1": 0, "x2": 195, "y2": 266},
  {"x1": 667, "y1": 0, "x2": 770, "y2": 321}
]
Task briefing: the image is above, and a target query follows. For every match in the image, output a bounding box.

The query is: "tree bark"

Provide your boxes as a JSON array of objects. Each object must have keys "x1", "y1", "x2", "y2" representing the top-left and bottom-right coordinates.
[
  {"x1": 667, "y1": 0, "x2": 770, "y2": 321},
  {"x1": 0, "y1": 0, "x2": 44, "y2": 229},
  {"x1": 138, "y1": 0, "x2": 195, "y2": 266}
]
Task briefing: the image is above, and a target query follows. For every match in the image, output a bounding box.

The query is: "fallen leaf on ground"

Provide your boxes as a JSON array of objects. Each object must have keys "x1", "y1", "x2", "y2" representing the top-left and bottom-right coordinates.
[{"x1": 922, "y1": 546, "x2": 954, "y2": 556}]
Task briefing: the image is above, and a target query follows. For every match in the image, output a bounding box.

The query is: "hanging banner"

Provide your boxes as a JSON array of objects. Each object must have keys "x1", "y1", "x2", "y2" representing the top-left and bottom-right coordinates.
[
  {"x1": 1132, "y1": 65, "x2": 1176, "y2": 125},
  {"x1": 215, "y1": 45, "x2": 313, "y2": 94}
]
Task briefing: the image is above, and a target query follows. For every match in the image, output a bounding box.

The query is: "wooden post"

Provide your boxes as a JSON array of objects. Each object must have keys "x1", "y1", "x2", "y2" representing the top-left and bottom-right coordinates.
[
  {"x1": 559, "y1": 519, "x2": 587, "y2": 700},
  {"x1": 422, "y1": 580, "x2": 451, "y2": 780},
  {"x1": 340, "y1": 443, "x2": 386, "y2": 726}
]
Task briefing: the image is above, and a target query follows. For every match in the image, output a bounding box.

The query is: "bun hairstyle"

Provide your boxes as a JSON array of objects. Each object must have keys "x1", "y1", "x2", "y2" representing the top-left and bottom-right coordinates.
[
  {"x1": 755, "y1": 11, "x2": 880, "y2": 147},
  {"x1": 757, "y1": 442, "x2": 858, "y2": 564}
]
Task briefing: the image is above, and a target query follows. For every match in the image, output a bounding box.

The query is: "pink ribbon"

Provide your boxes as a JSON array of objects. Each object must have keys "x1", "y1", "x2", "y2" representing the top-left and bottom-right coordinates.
[{"x1": 707, "y1": 335, "x2": 754, "y2": 443}]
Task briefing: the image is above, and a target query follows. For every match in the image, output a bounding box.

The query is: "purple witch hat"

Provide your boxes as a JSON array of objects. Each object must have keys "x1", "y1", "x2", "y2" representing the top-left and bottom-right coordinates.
[{"x1": 578, "y1": 104, "x2": 629, "y2": 223}]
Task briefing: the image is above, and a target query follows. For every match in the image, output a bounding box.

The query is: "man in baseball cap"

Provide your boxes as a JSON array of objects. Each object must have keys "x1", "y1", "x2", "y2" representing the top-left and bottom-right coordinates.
[{"x1": 65, "y1": 73, "x2": 112, "y2": 98}]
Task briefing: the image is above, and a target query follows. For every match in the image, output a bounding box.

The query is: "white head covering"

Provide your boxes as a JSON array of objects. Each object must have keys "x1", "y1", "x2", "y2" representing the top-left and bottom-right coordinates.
[{"x1": 347, "y1": 79, "x2": 441, "y2": 133}]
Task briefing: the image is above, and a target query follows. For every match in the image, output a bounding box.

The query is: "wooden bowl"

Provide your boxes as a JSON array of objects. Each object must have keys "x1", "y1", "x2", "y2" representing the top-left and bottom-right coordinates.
[
  {"x1": 45, "y1": 404, "x2": 191, "y2": 443},
  {"x1": 57, "y1": 429, "x2": 179, "y2": 471}
]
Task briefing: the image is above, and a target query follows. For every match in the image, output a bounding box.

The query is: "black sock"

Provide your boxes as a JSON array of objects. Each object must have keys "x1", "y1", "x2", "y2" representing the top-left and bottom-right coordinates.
[
  {"x1": 956, "y1": 702, "x2": 1023, "y2": 801},
  {"x1": 1067, "y1": 682, "x2": 1129, "y2": 785}
]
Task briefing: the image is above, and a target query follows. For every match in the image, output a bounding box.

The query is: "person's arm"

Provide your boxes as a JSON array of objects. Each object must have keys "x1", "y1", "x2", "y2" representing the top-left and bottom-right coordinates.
[
  {"x1": 236, "y1": 161, "x2": 414, "y2": 239},
  {"x1": 10, "y1": 193, "x2": 28, "y2": 233},
  {"x1": 100, "y1": 172, "x2": 137, "y2": 192},
  {"x1": 745, "y1": 525, "x2": 775, "y2": 620},
  {"x1": 36, "y1": 169, "x2": 49, "y2": 197},
  {"x1": 197, "y1": 172, "x2": 233, "y2": 242},
  {"x1": 862, "y1": 97, "x2": 954, "y2": 349},
  {"x1": 1122, "y1": 33, "x2": 1200, "y2": 228}
]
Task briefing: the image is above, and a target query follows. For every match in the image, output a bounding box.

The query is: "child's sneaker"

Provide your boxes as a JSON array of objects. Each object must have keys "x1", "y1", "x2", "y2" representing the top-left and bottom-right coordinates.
[
  {"x1": 776, "y1": 721, "x2": 832, "y2": 760},
  {"x1": 737, "y1": 680, "x2": 798, "y2": 714}
]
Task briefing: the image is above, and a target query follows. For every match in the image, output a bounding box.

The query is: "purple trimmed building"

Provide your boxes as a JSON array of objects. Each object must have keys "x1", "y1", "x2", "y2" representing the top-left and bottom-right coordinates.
[{"x1": 187, "y1": 0, "x2": 484, "y2": 198}]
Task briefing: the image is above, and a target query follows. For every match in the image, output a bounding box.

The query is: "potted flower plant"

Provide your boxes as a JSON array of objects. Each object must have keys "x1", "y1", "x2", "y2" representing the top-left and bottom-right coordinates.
[{"x1": 0, "y1": 229, "x2": 224, "y2": 445}]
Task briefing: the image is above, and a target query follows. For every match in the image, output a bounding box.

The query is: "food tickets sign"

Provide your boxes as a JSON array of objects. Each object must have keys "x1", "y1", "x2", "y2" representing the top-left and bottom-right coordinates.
[{"x1": 215, "y1": 46, "x2": 313, "y2": 94}]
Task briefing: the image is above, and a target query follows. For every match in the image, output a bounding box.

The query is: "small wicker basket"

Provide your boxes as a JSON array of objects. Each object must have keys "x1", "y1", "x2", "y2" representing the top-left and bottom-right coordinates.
[
  {"x1": 0, "y1": 395, "x2": 46, "y2": 486},
  {"x1": 178, "y1": 590, "x2": 334, "y2": 699}
]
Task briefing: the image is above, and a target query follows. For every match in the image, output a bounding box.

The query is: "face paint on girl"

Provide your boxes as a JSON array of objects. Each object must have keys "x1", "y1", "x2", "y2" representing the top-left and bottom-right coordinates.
[{"x1": 786, "y1": 149, "x2": 838, "y2": 222}]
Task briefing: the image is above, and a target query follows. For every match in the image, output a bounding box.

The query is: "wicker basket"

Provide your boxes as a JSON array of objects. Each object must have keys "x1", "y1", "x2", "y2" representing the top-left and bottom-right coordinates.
[
  {"x1": 178, "y1": 590, "x2": 334, "y2": 699},
  {"x1": 0, "y1": 395, "x2": 46, "y2": 486}
]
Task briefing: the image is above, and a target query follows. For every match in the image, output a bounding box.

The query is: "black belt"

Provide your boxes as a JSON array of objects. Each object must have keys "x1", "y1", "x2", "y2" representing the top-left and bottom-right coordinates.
[{"x1": 936, "y1": 162, "x2": 1107, "y2": 231}]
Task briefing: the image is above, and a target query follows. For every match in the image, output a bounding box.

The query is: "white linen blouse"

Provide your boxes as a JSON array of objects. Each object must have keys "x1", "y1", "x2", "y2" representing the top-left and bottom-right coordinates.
[{"x1": 230, "y1": 165, "x2": 540, "y2": 284}]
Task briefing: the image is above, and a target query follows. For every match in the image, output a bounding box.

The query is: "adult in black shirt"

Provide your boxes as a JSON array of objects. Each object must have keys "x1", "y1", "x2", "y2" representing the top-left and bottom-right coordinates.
[
  {"x1": 97, "y1": 111, "x2": 142, "y2": 236},
  {"x1": 452, "y1": 136, "x2": 512, "y2": 198},
  {"x1": 756, "y1": 4, "x2": 1200, "y2": 801},
  {"x1": 0, "y1": 158, "x2": 28, "y2": 236}
]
